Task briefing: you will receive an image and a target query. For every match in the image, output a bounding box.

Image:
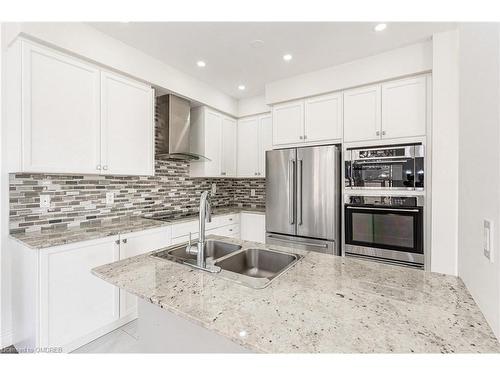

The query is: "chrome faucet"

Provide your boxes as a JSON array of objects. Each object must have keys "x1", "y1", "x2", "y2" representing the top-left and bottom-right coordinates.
[{"x1": 186, "y1": 191, "x2": 212, "y2": 268}]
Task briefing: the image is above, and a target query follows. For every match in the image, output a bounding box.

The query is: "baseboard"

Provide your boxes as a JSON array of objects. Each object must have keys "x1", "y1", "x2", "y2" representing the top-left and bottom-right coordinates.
[
  {"x1": 65, "y1": 313, "x2": 137, "y2": 353},
  {"x1": 0, "y1": 329, "x2": 14, "y2": 349}
]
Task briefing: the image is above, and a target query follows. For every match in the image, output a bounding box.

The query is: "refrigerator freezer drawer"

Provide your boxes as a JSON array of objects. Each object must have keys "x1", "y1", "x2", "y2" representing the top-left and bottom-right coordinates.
[{"x1": 266, "y1": 233, "x2": 337, "y2": 255}]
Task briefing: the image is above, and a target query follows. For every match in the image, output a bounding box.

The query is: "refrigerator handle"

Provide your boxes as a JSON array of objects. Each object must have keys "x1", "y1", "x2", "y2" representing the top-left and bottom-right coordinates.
[
  {"x1": 289, "y1": 159, "x2": 295, "y2": 225},
  {"x1": 297, "y1": 159, "x2": 303, "y2": 225}
]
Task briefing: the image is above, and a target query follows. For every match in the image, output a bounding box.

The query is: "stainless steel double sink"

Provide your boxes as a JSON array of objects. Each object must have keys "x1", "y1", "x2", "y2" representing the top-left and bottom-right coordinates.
[{"x1": 152, "y1": 239, "x2": 302, "y2": 289}]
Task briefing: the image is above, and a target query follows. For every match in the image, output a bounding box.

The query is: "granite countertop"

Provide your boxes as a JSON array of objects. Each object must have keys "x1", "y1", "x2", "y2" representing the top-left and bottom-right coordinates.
[
  {"x1": 10, "y1": 206, "x2": 265, "y2": 249},
  {"x1": 92, "y1": 235, "x2": 500, "y2": 353}
]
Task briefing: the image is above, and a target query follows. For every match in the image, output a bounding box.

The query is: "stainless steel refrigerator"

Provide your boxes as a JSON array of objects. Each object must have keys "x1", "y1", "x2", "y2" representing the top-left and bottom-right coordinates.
[{"x1": 265, "y1": 145, "x2": 341, "y2": 255}]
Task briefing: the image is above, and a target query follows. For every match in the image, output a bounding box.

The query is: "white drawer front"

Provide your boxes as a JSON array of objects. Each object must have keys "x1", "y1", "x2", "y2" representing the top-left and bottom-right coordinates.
[
  {"x1": 171, "y1": 220, "x2": 199, "y2": 239},
  {"x1": 171, "y1": 214, "x2": 239, "y2": 239},
  {"x1": 207, "y1": 224, "x2": 240, "y2": 238}
]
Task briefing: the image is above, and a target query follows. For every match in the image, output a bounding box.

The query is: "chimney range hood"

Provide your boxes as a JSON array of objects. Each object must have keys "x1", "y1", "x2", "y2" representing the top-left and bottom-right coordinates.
[{"x1": 155, "y1": 94, "x2": 209, "y2": 162}]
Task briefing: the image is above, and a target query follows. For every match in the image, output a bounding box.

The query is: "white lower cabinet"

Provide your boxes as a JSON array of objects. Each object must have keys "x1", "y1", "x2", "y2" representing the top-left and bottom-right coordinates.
[
  {"x1": 11, "y1": 227, "x2": 171, "y2": 353},
  {"x1": 240, "y1": 213, "x2": 266, "y2": 243},
  {"x1": 118, "y1": 227, "x2": 171, "y2": 319},
  {"x1": 37, "y1": 236, "x2": 121, "y2": 352}
]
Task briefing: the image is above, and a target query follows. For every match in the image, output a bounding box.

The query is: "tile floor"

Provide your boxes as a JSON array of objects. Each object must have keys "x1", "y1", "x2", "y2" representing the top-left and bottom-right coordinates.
[{"x1": 73, "y1": 319, "x2": 143, "y2": 353}]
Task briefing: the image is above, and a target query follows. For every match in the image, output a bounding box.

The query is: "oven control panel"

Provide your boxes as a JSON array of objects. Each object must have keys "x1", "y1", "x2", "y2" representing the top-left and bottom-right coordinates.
[{"x1": 346, "y1": 195, "x2": 423, "y2": 207}]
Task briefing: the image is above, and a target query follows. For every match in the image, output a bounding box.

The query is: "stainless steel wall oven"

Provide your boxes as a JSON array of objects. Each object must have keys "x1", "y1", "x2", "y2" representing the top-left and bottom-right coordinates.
[
  {"x1": 345, "y1": 144, "x2": 424, "y2": 190},
  {"x1": 344, "y1": 195, "x2": 424, "y2": 267}
]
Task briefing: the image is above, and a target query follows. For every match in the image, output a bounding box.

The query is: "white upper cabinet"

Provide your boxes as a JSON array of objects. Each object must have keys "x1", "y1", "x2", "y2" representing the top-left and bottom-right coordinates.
[
  {"x1": 10, "y1": 41, "x2": 154, "y2": 176},
  {"x1": 237, "y1": 114, "x2": 272, "y2": 178},
  {"x1": 272, "y1": 100, "x2": 304, "y2": 146},
  {"x1": 258, "y1": 115, "x2": 273, "y2": 177},
  {"x1": 304, "y1": 93, "x2": 343, "y2": 143},
  {"x1": 190, "y1": 106, "x2": 237, "y2": 178},
  {"x1": 221, "y1": 117, "x2": 237, "y2": 177},
  {"x1": 343, "y1": 85, "x2": 382, "y2": 143},
  {"x1": 21, "y1": 42, "x2": 101, "y2": 174},
  {"x1": 101, "y1": 72, "x2": 154, "y2": 176},
  {"x1": 272, "y1": 93, "x2": 343, "y2": 148},
  {"x1": 237, "y1": 117, "x2": 260, "y2": 177},
  {"x1": 381, "y1": 76, "x2": 427, "y2": 139}
]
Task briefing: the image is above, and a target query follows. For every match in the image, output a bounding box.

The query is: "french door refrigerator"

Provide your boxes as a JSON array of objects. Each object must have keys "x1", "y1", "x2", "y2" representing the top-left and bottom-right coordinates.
[{"x1": 265, "y1": 145, "x2": 340, "y2": 255}]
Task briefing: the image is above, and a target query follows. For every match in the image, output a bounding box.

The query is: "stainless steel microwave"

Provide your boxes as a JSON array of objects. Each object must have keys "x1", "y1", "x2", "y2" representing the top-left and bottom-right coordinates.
[{"x1": 345, "y1": 144, "x2": 424, "y2": 190}]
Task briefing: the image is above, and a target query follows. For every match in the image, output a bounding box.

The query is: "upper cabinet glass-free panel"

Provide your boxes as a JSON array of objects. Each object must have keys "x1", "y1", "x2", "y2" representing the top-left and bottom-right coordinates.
[
  {"x1": 343, "y1": 84, "x2": 381, "y2": 143},
  {"x1": 101, "y1": 71, "x2": 154, "y2": 176},
  {"x1": 304, "y1": 92, "x2": 343, "y2": 143},
  {"x1": 272, "y1": 100, "x2": 304, "y2": 146},
  {"x1": 22, "y1": 42, "x2": 101, "y2": 174},
  {"x1": 381, "y1": 76, "x2": 427, "y2": 139}
]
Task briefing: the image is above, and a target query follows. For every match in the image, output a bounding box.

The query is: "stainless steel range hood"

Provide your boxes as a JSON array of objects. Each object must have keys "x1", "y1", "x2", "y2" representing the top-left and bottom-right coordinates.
[{"x1": 155, "y1": 94, "x2": 209, "y2": 161}]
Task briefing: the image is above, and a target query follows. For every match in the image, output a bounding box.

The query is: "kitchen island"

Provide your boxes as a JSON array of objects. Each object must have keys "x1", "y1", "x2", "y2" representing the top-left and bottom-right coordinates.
[{"x1": 92, "y1": 236, "x2": 500, "y2": 353}]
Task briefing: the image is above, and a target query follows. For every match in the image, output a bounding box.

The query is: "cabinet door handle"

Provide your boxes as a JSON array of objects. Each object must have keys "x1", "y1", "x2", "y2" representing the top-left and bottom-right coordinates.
[
  {"x1": 221, "y1": 172, "x2": 226, "y2": 176},
  {"x1": 115, "y1": 239, "x2": 120, "y2": 245},
  {"x1": 304, "y1": 135, "x2": 307, "y2": 140},
  {"x1": 382, "y1": 131, "x2": 386, "y2": 136},
  {"x1": 103, "y1": 165, "x2": 108, "y2": 171},
  {"x1": 376, "y1": 131, "x2": 380, "y2": 136},
  {"x1": 122, "y1": 238, "x2": 127, "y2": 244},
  {"x1": 96, "y1": 165, "x2": 101, "y2": 170},
  {"x1": 299, "y1": 135, "x2": 303, "y2": 140}
]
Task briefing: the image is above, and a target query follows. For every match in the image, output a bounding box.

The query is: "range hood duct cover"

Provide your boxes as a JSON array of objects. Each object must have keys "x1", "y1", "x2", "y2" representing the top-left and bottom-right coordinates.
[{"x1": 155, "y1": 94, "x2": 209, "y2": 162}]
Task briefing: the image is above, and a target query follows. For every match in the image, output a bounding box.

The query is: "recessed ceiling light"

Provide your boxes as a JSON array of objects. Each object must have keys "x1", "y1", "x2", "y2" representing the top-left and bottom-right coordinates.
[
  {"x1": 283, "y1": 54, "x2": 293, "y2": 62},
  {"x1": 196, "y1": 60, "x2": 206, "y2": 68},
  {"x1": 374, "y1": 23, "x2": 387, "y2": 32},
  {"x1": 238, "y1": 84, "x2": 246, "y2": 91}
]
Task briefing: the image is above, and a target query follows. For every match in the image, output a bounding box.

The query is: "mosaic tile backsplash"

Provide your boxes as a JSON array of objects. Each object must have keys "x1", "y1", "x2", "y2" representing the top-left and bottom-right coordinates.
[{"x1": 9, "y1": 160, "x2": 265, "y2": 233}]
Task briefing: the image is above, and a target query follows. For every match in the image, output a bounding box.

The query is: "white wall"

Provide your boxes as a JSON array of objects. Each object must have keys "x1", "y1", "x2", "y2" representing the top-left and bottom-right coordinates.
[
  {"x1": 457, "y1": 23, "x2": 500, "y2": 339},
  {"x1": 265, "y1": 41, "x2": 432, "y2": 104},
  {"x1": 430, "y1": 30, "x2": 460, "y2": 275},
  {"x1": 237, "y1": 95, "x2": 270, "y2": 118},
  {"x1": 3, "y1": 22, "x2": 238, "y2": 117},
  {"x1": 0, "y1": 22, "x2": 12, "y2": 348}
]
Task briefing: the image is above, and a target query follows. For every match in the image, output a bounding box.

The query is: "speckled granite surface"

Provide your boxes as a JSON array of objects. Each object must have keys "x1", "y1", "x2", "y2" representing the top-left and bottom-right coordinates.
[
  {"x1": 10, "y1": 207, "x2": 264, "y2": 249},
  {"x1": 92, "y1": 236, "x2": 500, "y2": 353}
]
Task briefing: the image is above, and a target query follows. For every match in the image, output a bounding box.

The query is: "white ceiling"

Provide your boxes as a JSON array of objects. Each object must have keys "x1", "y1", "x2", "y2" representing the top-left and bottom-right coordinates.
[{"x1": 89, "y1": 22, "x2": 455, "y2": 99}]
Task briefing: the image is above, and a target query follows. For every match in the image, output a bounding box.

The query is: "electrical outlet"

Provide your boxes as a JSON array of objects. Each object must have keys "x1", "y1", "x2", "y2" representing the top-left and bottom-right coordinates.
[
  {"x1": 40, "y1": 195, "x2": 50, "y2": 209},
  {"x1": 250, "y1": 189, "x2": 256, "y2": 197},
  {"x1": 484, "y1": 220, "x2": 494, "y2": 262},
  {"x1": 211, "y1": 183, "x2": 217, "y2": 194},
  {"x1": 106, "y1": 192, "x2": 114, "y2": 205}
]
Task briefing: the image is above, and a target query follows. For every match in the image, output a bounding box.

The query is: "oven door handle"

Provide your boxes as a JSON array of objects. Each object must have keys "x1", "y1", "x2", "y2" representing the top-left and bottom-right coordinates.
[
  {"x1": 353, "y1": 160, "x2": 412, "y2": 165},
  {"x1": 346, "y1": 206, "x2": 420, "y2": 213}
]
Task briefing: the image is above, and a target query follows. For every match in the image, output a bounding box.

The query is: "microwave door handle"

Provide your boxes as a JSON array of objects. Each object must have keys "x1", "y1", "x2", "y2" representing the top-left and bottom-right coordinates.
[{"x1": 289, "y1": 160, "x2": 295, "y2": 225}]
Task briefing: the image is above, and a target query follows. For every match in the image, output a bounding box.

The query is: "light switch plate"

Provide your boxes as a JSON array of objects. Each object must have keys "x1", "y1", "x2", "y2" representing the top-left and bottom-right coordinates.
[
  {"x1": 483, "y1": 219, "x2": 493, "y2": 262},
  {"x1": 106, "y1": 192, "x2": 114, "y2": 205},
  {"x1": 40, "y1": 195, "x2": 50, "y2": 209},
  {"x1": 211, "y1": 183, "x2": 217, "y2": 194}
]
